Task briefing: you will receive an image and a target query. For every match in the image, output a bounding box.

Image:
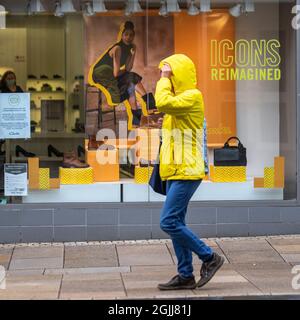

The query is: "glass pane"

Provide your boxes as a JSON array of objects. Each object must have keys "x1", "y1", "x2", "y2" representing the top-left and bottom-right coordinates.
[{"x1": 0, "y1": 0, "x2": 297, "y2": 204}]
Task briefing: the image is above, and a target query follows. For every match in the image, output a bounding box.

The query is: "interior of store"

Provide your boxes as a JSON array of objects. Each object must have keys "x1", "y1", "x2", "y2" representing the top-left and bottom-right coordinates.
[{"x1": 0, "y1": 0, "x2": 297, "y2": 203}]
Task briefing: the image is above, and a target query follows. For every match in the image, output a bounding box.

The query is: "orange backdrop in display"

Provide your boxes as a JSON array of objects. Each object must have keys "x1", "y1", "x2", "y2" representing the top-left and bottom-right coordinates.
[{"x1": 174, "y1": 10, "x2": 236, "y2": 146}]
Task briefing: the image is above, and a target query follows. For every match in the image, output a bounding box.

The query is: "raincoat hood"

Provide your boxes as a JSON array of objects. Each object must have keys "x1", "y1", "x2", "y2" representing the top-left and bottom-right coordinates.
[{"x1": 159, "y1": 54, "x2": 197, "y2": 95}]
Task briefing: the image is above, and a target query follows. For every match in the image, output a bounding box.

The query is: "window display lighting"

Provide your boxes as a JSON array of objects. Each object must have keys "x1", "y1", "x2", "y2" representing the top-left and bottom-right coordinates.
[
  {"x1": 61, "y1": 0, "x2": 76, "y2": 12},
  {"x1": 187, "y1": 0, "x2": 200, "y2": 15},
  {"x1": 159, "y1": 0, "x2": 168, "y2": 16},
  {"x1": 84, "y1": 1, "x2": 95, "y2": 16},
  {"x1": 125, "y1": 0, "x2": 143, "y2": 16},
  {"x1": 229, "y1": 0, "x2": 255, "y2": 17},
  {"x1": 0, "y1": 5, "x2": 6, "y2": 29},
  {"x1": 166, "y1": 0, "x2": 181, "y2": 13},
  {"x1": 27, "y1": 0, "x2": 46, "y2": 14},
  {"x1": 200, "y1": 0, "x2": 211, "y2": 12},
  {"x1": 54, "y1": 1, "x2": 64, "y2": 17},
  {"x1": 92, "y1": 0, "x2": 107, "y2": 13}
]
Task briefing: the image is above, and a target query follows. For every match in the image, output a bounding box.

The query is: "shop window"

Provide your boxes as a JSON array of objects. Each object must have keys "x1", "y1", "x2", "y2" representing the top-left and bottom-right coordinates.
[{"x1": 0, "y1": 0, "x2": 297, "y2": 204}]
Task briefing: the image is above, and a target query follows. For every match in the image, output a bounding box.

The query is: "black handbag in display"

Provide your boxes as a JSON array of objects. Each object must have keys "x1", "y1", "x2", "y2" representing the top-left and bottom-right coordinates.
[
  {"x1": 149, "y1": 142, "x2": 167, "y2": 196},
  {"x1": 214, "y1": 136, "x2": 247, "y2": 166}
]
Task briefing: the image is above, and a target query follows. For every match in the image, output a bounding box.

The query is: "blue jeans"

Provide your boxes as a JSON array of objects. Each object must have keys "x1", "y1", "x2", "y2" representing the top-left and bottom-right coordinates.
[{"x1": 160, "y1": 180, "x2": 213, "y2": 279}]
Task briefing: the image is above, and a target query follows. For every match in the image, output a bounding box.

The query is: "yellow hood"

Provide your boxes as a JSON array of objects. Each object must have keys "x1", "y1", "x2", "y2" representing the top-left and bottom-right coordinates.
[{"x1": 159, "y1": 54, "x2": 197, "y2": 95}]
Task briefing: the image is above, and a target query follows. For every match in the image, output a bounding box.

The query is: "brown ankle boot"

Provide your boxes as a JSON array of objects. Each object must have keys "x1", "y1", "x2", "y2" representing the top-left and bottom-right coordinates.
[{"x1": 62, "y1": 151, "x2": 89, "y2": 168}]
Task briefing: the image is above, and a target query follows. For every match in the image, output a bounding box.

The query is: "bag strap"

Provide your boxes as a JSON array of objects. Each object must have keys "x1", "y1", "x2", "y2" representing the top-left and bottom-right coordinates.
[{"x1": 224, "y1": 136, "x2": 244, "y2": 149}]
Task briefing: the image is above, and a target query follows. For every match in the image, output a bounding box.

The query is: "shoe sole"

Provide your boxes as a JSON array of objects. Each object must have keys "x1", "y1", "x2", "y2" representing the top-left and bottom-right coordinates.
[
  {"x1": 158, "y1": 284, "x2": 197, "y2": 291},
  {"x1": 196, "y1": 256, "x2": 225, "y2": 289}
]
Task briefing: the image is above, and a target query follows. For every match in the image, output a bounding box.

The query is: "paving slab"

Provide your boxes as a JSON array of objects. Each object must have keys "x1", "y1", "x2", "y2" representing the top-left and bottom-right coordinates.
[
  {"x1": 122, "y1": 270, "x2": 196, "y2": 299},
  {"x1": 225, "y1": 250, "x2": 284, "y2": 264},
  {"x1": 12, "y1": 246, "x2": 63, "y2": 259},
  {"x1": 193, "y1": 281, "x2": 263, "y2": 297},
  {"x1": 117, "y1": 244, "x2": 174, "y2": 266},
  {"x1": 217, "y1": 239, "x2": 273, "y2": 252},
  {"x1": 9, "y1": 257, "x2": 63, "y2": 270},
  {"x1": 271, "y1": 245, "x2": 300, "y2": 253},
  {"x1": 0, "y1": 248, "x2": 13, "y2": 269},
  {"x1": 45, "y1": 266, "x2": 130, "y2": 275},
  {"x1": 6, "y1": 269, "x2": 45, "y2": 276},
  {"x1": 60, "y1": 273, "x2": 125, "y2": 299},
  {"x1": 267, "y1": 237, "x2": 300, "y2": 246},
  {"x1": 130, "y1": 265, "x2": 177, "y2": 273},
  {"x1": 207, "y1": 270, "x2": 249, "y2": 284},
  {"x1": 64, "y1": 245, "x2": 118, "y2": 268},
  {"x1": 230, "y1": 262, "x2": 291, "y2": 271},
  {"x1": 280, "y1": 254, "x2": 300, "y2": 263},
  {"x1": 237, "y1": 267, "x2": 297, "y2": 295},
  {"x1": 0, "y1": 274, "x2": 61, "y2": 300}
]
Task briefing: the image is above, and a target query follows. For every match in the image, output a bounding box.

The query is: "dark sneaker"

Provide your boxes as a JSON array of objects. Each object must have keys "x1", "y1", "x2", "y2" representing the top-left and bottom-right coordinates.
[
  {"x1": 158, "y1": 275, "x2": 196, "y2": 291},
  {"x1": 196, "y1": 253, "x2": 224, "y2": 288}
]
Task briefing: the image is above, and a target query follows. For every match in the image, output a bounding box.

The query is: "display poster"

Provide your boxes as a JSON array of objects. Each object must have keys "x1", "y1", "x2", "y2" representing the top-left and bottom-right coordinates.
[
  {"x1": 4, "y1": 163, "x2": 28, "y2": 196},
  {"x1": 0, "y1": 93, "x2": 30, "y2": 139}
]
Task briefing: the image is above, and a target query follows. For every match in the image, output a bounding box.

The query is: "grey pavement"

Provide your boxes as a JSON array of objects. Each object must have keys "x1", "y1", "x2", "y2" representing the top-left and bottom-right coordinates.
[{"x1": 0, "y1": 235, "x2": 300, "y2": 299}]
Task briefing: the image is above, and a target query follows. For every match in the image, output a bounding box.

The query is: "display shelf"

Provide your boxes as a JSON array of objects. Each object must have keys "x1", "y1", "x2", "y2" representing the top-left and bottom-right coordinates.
[
  {"x1": 22, "y1": 178, "x2": 283, "y2": 204},
  {"x1": 28, "y1": 91, "x2": 66, "y2": 94},
  {"x1": 12, "y1": 156, "x2": 85, "y2": 162},
  {"x1": 30, "y1": 132, "x2": 85, "y2": 138},
  {"x1": 27, "y1": 78, "x2": 65, "y2": 81}
]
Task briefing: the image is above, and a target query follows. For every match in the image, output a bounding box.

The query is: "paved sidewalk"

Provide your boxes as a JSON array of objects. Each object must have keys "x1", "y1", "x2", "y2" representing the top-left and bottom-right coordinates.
[{"x1": 1, "y1": 235, "x2": 300, "y2": 299}]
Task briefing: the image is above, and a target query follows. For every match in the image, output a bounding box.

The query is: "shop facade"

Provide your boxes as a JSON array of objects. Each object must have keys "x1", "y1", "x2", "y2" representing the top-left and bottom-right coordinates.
[{"x1": 0, "y1": 0, "x2": 299, "y2": 243}]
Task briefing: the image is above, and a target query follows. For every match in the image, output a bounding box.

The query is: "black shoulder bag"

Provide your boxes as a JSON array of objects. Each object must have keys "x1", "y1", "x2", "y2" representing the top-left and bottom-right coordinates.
[
  {"x1": 214, "y1": 136, "x2": 247, "y2": 166},
  {"x1": 149, "y1": 141, "x2": 167, "y2": 195}
]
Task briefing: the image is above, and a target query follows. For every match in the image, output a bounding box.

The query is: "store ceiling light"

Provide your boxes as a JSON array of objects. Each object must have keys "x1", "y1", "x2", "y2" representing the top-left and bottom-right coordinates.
[
  {"x1": 159, "y1": 0, "x2": 168, "y2": 17},
  {"x1": 229, "y1": 1, "x2": 255, "y2": 17},
  {"x1": 166, "y1": 0, "x2": 181, "y2": 13},
  {"x1": 0, "y1": 5, "x2": 6, "y2": 29},
  {"x1": 60, "y1": 0, "x2": 76, "y2": 13},
  {"x1": 84, "y1": 1, "x2": 94, "y2": 16},
  {"x1": 27, "y1": 0, "x2": 33, "y2": 15},
  {"x1": 187, "y1": 0, "x2": 199, "y2": 15},
  {"x1": 229, "y1": 4, "x2": 242, "y2": 17},
  {"x1": 27, "y1": 0, "x2": 46, "y2": 15},
  {"x1": 244, "y1": 0, "x2": 255, "y2": 12},
  {"x1": 54, "y1": 1, "x2": 64, "y2": 17},
  {"x1": 125, "y1": 0, "x2": 143, "y2": 16},
  {"x1": 200, "y1": 0, "x2": 211, "y2": 12},
  {"x1": 92, "y1": 0, "x2": 107, "y2": 13}
]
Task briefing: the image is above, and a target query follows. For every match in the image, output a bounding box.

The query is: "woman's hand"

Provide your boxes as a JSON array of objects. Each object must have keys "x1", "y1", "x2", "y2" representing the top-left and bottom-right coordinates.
[{"x1": 161, "y1": 64, "x2": 172, "y2": 79}]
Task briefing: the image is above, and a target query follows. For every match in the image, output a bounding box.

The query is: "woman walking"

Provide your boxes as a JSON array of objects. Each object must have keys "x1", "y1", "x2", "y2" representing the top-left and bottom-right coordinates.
[{"x1": 155, "y1": 54, "x2": 224, "y2": 290}]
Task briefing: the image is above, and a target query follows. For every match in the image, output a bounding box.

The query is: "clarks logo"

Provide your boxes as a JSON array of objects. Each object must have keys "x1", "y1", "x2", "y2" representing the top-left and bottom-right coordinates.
[{"x1": 8, "y1": 95, "x2": 20, "y2": 106}]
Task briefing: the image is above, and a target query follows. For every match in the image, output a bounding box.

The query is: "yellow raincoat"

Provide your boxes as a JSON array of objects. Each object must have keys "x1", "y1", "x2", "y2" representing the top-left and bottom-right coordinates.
[{"x1": 155, "y1": 54, "x2": 205, "y2": 181}]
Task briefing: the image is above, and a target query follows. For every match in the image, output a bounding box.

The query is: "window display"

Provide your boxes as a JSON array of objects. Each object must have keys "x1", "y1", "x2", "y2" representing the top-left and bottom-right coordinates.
[{"x1": 0, "y1": 0, "x2": 297, "y2": 204}]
